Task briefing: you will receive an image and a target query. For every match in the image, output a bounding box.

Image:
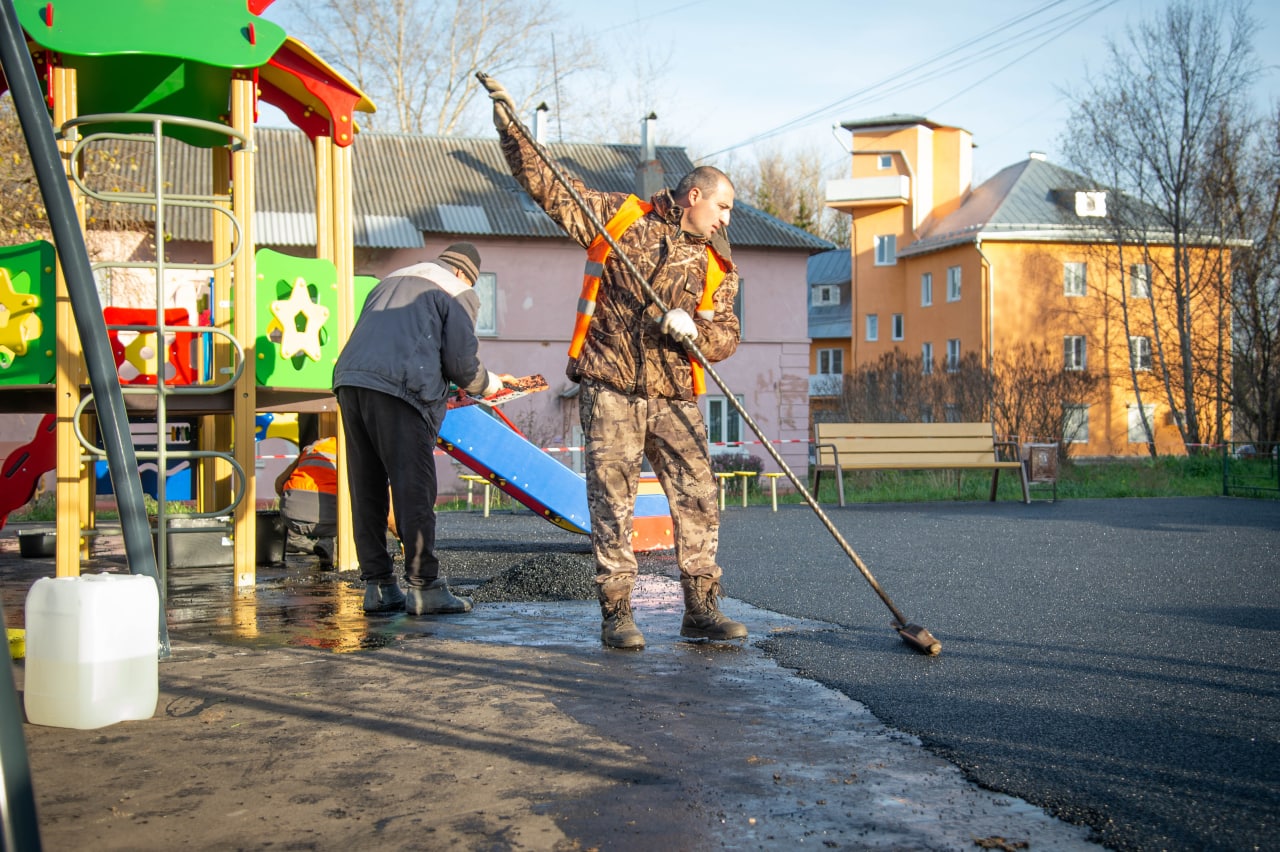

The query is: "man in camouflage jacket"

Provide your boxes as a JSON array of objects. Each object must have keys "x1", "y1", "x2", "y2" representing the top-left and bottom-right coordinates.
[{"x1": 488, "y1": 78, "x2": 748, "y2": 649}]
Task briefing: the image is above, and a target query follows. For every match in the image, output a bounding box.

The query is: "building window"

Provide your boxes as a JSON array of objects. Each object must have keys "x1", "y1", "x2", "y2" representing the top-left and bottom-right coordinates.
[
  {"x1": 921, "y1": 342, "x2": 933, "y2": 375},
  {"x1": 733, "y1": 278, "x2": 744, "y2": 336},
  {"x1": 891, "y1": 314, "x2": 904, "y2": 340},
  {"x1": 1064, "y1": 335, "x2": 1087, "y2": 371},
  {"x1": 817, "y1": 348, "x2": 843, "y2": 375},
  {"x1": 474, "y1": 272, "x2": 497, "y2": 336},
  {"x1": 946, "y1": 338, "x2": 961, "y2": 372},
  {"x1": 812, "y1": 284, "x2": 840, "y2": 306},
  {"x1": 944, "y1": 404, "x2": 961, "y2": 422},
  {"x1": 707, "y1": 395, "x2": 744, "y2": 453},
  {"x1": 1128, "y1": 403, "x2": 1155, "y2": 443},
  {"x1": 1063, "y1": 404, "x2": 1090, "y2": 444},
  {"x1": 946, "y1": 266, "x2": 961, "y2": 302},
  {"x1": 866, "y1": 314, "x2": 879, "y2": 341},
  {"x1": 878, "y1": 153, "x2": 893, "y2": 169},
  {"x1": 1130, "y1": 336, "x2": 1152, "y2": 371},
  {"x1": 1130, "y1": 264, "x2": 1151, "y2": 299},
  {"x1": 921, "y1": 272, "x2": 933, "y2": 307},
  {"x1": 1064, "y1": 262, "x2": 1087, "y2": 297},
  {"x1": 874, "y1": 235, "x2": 897, "y2": 266}
]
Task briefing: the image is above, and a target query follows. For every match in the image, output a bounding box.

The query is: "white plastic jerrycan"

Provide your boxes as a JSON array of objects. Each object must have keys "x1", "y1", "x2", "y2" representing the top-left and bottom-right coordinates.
[{"x1": 23, "y1": 573, "x2": 160, "y2": 729}]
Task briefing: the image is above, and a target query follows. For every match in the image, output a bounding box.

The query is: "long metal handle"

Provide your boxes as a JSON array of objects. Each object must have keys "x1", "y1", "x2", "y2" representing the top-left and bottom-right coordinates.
[{"x1": 478, "y1": 73, "x2": 916, "y2": 627}]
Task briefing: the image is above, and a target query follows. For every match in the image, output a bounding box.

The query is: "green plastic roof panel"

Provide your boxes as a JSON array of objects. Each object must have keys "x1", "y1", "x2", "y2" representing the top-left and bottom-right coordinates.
[
  {"x1": 19, "y1": 0, "x2": 286, "y2": 66},
  {"x1": 19, "y1": 0, "x2": 288, "y2": 147}
]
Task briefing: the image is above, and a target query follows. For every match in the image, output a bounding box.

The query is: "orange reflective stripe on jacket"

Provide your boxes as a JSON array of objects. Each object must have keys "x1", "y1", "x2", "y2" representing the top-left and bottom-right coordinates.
[
  {"x1": 569, "y1": 195, "x2": 651, "y2": 358},
  {"x1": 569, "y1": 194, "x2": 728, "y2": 395},
  {"x1": 691, "y1": 251, "x2": 728, "y2": 395},
  {"x1": 284, "y1": 436, "x2": 338, "y2": 495}
]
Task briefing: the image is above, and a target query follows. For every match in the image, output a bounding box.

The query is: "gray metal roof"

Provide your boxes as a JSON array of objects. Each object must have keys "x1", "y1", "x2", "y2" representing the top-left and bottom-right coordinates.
[
  {"x1": 98, "y1": 127, "x2": 832, "y2": 252},
  {"x1": 807, "y1": 249, "x2": 852, "y2": 338},
  {"x1": 899, "y1": 157, "x2": 1224, "y2": 257},
  {"x1": 807, "y1": 248, "x2": 850, "y2": 286}
]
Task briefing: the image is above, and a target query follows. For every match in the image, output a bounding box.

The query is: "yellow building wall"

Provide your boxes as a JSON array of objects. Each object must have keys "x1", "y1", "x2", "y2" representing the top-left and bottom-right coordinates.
[{"x1": 981, "y1": 240, "x2": 1221, "y2": 457}]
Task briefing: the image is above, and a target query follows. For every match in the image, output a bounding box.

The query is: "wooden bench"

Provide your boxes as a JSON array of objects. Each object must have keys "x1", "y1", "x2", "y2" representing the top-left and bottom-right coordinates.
[{"x1": 812, "y1": 422, "x2": 1030, "y2": 506}]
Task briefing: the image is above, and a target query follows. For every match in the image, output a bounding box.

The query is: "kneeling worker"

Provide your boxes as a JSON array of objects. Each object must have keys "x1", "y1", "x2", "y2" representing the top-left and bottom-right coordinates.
[{"x1": 275, "y1": 435, "x2": 339, "y2": 569}]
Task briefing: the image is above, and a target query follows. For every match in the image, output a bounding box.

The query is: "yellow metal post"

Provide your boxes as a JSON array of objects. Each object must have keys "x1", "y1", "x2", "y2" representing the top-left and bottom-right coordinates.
[
  {"x1": 51, "y1": 62, "x2": 87, "y2": 577},
  {"x1": 328, "y1": 138, "x2": 358, "y2": 572},
  {"x1": 202, "y1": 146, "x2": 235, "y2": 513},
  {"x1": 230, "y1": 74, "x2": 257, "y2": 587}
]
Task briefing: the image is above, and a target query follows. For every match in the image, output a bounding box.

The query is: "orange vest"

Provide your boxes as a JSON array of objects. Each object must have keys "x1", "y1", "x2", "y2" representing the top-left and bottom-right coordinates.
[
  {"x1": 284, "y1": 436, "x2": 338, "y2": 495},
  {"x1": 568, "y1": 195, "x2": 727, "y2": 394}
]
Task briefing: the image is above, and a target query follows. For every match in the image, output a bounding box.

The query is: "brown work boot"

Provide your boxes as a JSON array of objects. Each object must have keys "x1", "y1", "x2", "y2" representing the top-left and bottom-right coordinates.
[
  {"x1": 599, "y1": 580, "x2": 645, "y2": 649},
  {"x1": 406, "y1": 578, "x2": 472, "y2": 615},
  {"x1": 680, "y1": 576, "x2": 748, "y2": 641}
]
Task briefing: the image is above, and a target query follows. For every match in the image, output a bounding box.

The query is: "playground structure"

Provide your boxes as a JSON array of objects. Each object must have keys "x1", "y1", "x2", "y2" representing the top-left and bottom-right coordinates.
[
  {"x1": 0, "y1": 1, "x2": 673, "y2": 586},
  {"x1": 0, "y1": 0, "x2": 377, "y2": 585}
]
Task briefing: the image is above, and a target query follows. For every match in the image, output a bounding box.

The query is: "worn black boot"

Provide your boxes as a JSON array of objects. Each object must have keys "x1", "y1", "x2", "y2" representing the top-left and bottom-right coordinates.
[
  {"x1": 599, "y1": 580, "x2": 645, "y2": 649},
  {"x1": 680, "y1": 576, "x2": 748, "y2": 641}
]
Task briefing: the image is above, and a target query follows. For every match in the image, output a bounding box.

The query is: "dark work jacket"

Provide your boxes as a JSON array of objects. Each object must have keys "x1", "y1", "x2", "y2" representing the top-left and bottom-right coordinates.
[{"x1": 333, "y1": 262, "x2": 490, "y2": 430}]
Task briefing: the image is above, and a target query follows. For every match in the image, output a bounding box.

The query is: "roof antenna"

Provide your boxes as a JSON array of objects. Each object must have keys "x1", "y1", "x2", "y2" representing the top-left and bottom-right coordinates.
[{"x1": 551, "y1": 34, "x2": 564, "y2": 142}]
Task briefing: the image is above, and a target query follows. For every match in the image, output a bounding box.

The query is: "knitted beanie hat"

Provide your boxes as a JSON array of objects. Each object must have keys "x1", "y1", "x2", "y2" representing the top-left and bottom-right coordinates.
[{"x1": 437, "y1": 242, "x2": 481, "y2": 286}]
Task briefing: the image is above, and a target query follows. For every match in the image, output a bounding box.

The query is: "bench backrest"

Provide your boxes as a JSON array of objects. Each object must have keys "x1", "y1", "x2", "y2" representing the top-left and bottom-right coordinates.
[{"x1": 814, "y1": 422, "x2": 1002, "y2": 467}]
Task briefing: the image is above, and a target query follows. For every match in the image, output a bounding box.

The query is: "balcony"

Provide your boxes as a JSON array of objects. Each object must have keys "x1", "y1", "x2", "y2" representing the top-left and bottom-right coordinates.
[
  {"x1": 825, "y1": 176, "x2": 910, "y2": 212},
  {"x1": 809, "y1": 374, "x2": 844, "y2": 397}
]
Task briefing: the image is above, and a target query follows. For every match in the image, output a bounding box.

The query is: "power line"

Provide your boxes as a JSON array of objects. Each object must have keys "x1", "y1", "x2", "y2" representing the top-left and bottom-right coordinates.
[{"x1": 697, "y1": 0, "x2": 1117, "y2": 161}]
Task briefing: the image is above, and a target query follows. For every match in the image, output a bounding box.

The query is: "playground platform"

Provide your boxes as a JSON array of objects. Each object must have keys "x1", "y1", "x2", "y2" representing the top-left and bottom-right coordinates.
[{"x1": 1, "y1": 512, "x2": 1099, "y2": 851}]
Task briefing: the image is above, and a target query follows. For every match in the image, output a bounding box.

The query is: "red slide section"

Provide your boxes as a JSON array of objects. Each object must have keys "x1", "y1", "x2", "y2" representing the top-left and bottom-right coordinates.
[{"x1": 0, "y1": 413, "x2": 56, "y2": 531}]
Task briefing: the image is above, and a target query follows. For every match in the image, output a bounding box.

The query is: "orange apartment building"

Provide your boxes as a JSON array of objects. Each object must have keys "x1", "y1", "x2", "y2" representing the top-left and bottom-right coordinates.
[{"x1": 815, "y1": 114, "x2": 1230, "y2": 457}]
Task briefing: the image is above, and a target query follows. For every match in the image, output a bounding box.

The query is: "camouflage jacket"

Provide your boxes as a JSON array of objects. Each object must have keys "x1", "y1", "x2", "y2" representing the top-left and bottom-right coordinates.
[{"x1": 499, "y1": 129, "x2": 740, "y2": 401}]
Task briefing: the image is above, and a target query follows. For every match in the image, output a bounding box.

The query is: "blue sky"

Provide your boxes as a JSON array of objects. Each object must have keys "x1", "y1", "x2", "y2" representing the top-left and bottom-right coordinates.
[{"x1": 554, "y1": 0, "x2": 1280, "y2": 182}]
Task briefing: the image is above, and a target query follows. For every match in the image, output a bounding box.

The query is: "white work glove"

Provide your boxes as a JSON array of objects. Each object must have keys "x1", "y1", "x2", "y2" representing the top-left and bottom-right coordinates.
[
  {"x1": 482, "y1": 371, "x2": 505, "y2": 397},
  {"x1": 478, "y1": 72, "x2": 516, "y2": 132},
  {"x1": 659, "y1": 308, "x2": 698, "y2": 342}
]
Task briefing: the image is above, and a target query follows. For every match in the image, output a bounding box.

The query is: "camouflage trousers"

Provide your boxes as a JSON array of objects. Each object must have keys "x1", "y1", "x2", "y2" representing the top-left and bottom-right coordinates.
[{"x1": 579, "y1": 379, "x2": 722, "y2": 586}]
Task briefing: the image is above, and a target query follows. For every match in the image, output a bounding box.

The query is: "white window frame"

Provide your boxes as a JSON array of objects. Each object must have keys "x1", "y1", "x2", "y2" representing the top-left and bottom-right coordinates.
[
  {"x1": 812, "y1": 284, "x2": 840, "y2": 306},
  {"x1": 946, "y1": 338, "x2": 961, "y2": 372},
  {"x1": 865, "y1": 313, "x2": 879, "y2": 341},
  {"x1": 707, "y1": 395, "x2": 745, "y2": 454},
  {"x1": 921, "y1": 342, "x2": 933, "y2": 375},
  {"x1": 946, "y1": 266, "x2": 961, "y2": 302},
  {"x1": 1064, "y1": 335, "x2": 1087, "y2": 371},
  {"x1": 874, "y1": 234, "x2": 897, "y2": 266},
  {"x1": 1129, "y1": 336, "x2": 1152, "y2": 371},
  {"x1": 877, "y1": 153, "x2": 893, "y2": 170},
  {"x1": 1128, "y1": 403, "x2": 1155, "y2": 443},
  {"x1": 891, "y1": 313, "x2": 904, "y2": 341},
  {"x1": 1063, "y1": 404, "x2": 1090, "y2": 444},
  {"x1": 921, "y1": 272, "x2": 933, "y2": 307},
  {"x1": 474, "y1": 272, "x2": 497, "y2": 336},
  {"x1": 1064, "y1": 262, "x2": 1087, "y2": 297},
  {"x1": 817, "y1": 348, "x2": 843, "y2": 375},
  {"x1": 1130, "y1": 264, "x2": 1152, "y2": 299}
]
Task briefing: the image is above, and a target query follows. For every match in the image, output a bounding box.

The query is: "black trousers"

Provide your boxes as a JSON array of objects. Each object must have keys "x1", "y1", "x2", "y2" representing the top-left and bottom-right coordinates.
[{"x1": 336, "y1": 386, "x2": 441, "y2": 586}]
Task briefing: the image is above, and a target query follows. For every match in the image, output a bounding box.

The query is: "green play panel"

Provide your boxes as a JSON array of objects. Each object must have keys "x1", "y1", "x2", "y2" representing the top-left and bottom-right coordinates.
[
  {"x1": 0, "y1": 241, "x2": 57, "y2": 385},
  {"x1": 254, "y1": 249, "x2": 339, "y2": 389}
]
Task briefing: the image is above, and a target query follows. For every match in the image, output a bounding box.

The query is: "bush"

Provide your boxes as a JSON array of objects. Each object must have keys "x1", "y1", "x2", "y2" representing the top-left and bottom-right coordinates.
[{"x1": 710, "y1": 452, "x2": 765, "y2": 490}]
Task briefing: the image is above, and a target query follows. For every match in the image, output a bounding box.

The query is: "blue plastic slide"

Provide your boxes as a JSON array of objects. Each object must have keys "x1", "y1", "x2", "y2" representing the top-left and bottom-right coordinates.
[{"x1": 437, "y1": 404, "x2": 671, "y2": 536}]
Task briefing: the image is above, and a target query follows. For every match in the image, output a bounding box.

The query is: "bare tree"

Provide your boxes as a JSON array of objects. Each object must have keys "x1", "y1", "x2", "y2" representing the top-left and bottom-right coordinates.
[
  {"x1": 1, "y1": 96, "x2": 149, "y2": 239},
  {"x1": 829, "y1": 345, "x2": 1104, "y2": 459},
  {"x1": 735, "y1": 144, "x2": 849, "y2": 248},
  {"x1": 1, "y1": 98, "x2": 50, "y2": 242},
  {"x1": 1207, "y1": 104, "x2": 1280, "y2": 444},
  {"x1": 988, "y1": 342, "x2": 1106, "y2": 455},
  {"x1": 272, "y1": 0, "x2": 596, "y2": 135},
  {"x1": 1060, "y1": 0, "x2": 1260, "y2": 454}
]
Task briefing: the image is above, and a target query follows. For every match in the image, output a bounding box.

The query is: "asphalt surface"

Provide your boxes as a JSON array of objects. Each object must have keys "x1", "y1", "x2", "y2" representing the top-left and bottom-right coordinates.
[
  {"x1": 713, "y1": 496, "x2": 1279, "y2": 852},
  {"x1": 4, "y1": 495, "x2": 1275, "y2": 850}
]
